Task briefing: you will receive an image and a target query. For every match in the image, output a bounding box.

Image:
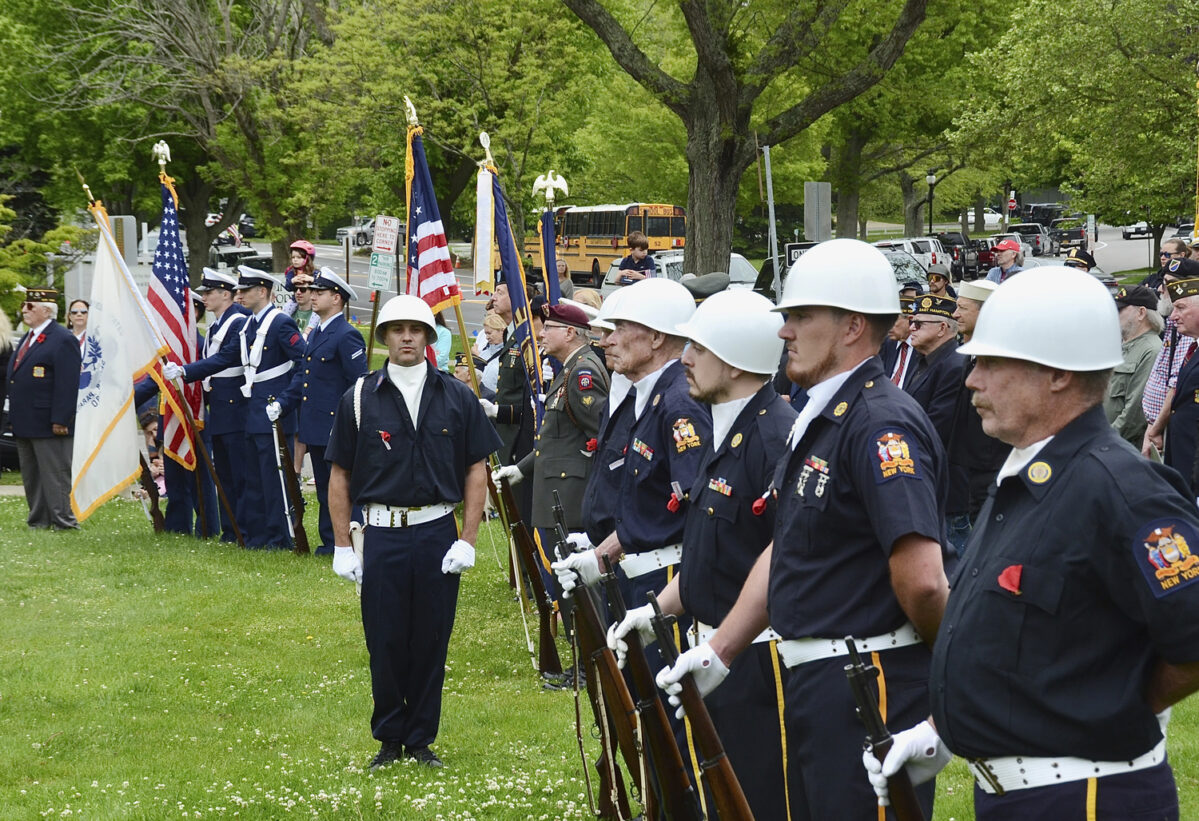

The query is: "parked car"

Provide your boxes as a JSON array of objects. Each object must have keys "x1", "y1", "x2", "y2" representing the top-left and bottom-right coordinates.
[
  {"x1": 1170, "y1": 223, "x2": 1195, "y2": 240},
  {"x1": 871, "y1": 237, "x2": 949, "y2": 273},
  {"x1": 336, "y1": 217, "x2": 375, "y2": 247},
  {"x1": 238, "y1": 213, "x2": 256, "y2": 239},
  {"x1": 1022, "y1": 255, "x2": 1118, "y2": 294},
  {"x1": 1009, "y1": 223, "x2": 1057, "y2": 256},
  {"x1": 1122, "y1": 221, "x2": 1152, "y2": 240},
  {"x1": 983, "y1": 207, "x2": 1002, "y2": 229},
  {"x1": 1028, "y1": 203, "x2": 1067, "y2": 225},
  {"x1": 991, "y1": 232, "x2": 1035, "y2": 259},
  {"x1": 600, "y1": 250, "x2": 756, "y2": 298},
  {"x1": 759, "y1": 247, "x2": 927, "y2": 303},
  {"x1": 1049, "y1": 216, "x2": 1087, "y2": 251},
  {"x1": 932, "y1": 231, "x2": 978, "y2": 279}
]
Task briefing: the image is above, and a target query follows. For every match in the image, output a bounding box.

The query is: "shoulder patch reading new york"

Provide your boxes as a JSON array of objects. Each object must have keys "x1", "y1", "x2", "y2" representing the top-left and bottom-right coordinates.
[
  {"x1": 873, "y1": 429, "x2": 920, "y2": 483},
  {"x1": 1137, "y1": 520, "x2": 1199, "y2": 598}
]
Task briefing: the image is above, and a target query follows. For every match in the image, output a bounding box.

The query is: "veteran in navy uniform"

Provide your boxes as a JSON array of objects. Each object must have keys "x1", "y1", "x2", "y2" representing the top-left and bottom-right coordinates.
[
  {"x1": 325, "y1": 295, "x2": 501, "y2": 771},
  {"x1": 1154, "y1": 260, "x2": 1199, "y2": 495},
  {"x1": 7, "y1": 288, "x2": 82, "y2": 530},
  {"x1": 875, "y1": 267, "x2": 1199, "y2": 821},
  {"x1": 168, "y1": 267, "x2": 305, "y2": 549},
  {"x1": 612, "y1": 289, "x2": 799, "y2": 818},
  {"x1": 667, "y1": 240, "x2": 949, "y2": 820},
  {"x1": 269, "y1": 268, "x2": 367, "y2": 554},
  {"x1": 903, "y1": 293, "x2": 965, "y2": 443}
]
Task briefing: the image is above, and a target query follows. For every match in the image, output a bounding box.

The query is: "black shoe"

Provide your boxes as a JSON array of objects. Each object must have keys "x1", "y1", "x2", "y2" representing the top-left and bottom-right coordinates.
[
  {"x1": 370, "y1": 740, "x2": 403, "y2": 770},
  {"x1": 541, "y1": 671, "x2": 571, "y2": 691},
  {"x1": 405, "y1": 746, "x2": 444, "y2": 767}
]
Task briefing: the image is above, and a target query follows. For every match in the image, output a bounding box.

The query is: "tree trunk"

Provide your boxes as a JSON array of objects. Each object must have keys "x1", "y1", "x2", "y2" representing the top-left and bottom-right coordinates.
[
  {"x1": 973, "y1": 198, "x2": 985, "y2": 234},
  {"x1": 681, "y1": 67, "x2": 750, "y2": 276},
  {"x1": 829, "y1": 127, "x2": 867, "y2": 239},
  {"x1": 899, "y1": 172, "x2": 923, "y2": 236}
]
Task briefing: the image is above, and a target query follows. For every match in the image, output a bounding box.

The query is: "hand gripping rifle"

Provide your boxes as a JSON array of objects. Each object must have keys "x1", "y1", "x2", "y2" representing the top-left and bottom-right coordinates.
[
  {"x1": 603, "y1": 563, "x2": 704, "y2": 821},
  {"x1": 552, "y1": 491, "x2": 641, "y2": 821},
  {"x1": 271, "y1": 418, "x2": 309, "y2": 555},
  {"x1": 845, "y1": 637, "x2": 926, "y2": 821},
  {"x1": 648, "y1": 592, "x2": 755, "y2": 821},
  {"x1": 497, "y1": 476, "x2": 564, "y2": 680},
  {"x1": 138, "y1": 454, "x2": 166, "y2": 533}
]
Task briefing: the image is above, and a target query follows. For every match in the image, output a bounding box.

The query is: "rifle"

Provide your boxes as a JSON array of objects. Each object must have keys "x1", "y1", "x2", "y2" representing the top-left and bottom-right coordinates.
[
  {"x1": 845, "y1": 637, "x2": 926, "y2": 821},
  {"x1": 603, "y1": 562, "x2": 704, "y2": 821},
  {"x1": 138, "y1": 454, "x2": 166, "y2": 533},
  {"x1": 271, "y1": 418, "x2": 310, "y2": 555},
  {"x1": 648, "y1": 592, "x2": 755, "y2": 821},
  {"x1": 496, "y1": 476, "x2": 564, "y2": 679},
  {"x1": 551, "y1": 491, "x2": 644, "y2": 820}
]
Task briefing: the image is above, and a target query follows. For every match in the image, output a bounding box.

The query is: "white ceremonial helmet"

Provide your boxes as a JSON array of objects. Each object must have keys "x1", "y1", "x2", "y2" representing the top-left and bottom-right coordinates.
[
  {"x1": 675, "y1": 288, "x2": 784, "y2": 374},
  {"x1": 604, "y1": 277, "x2": 696, "y2": 335},
  {"x1": 958, "y1": 266, "x2": 1123, "y2": 370},
  {"x1": 775, "y1": 239, "x2": 900, "y2": 315},
  {"x1": 375, "y1": 294, "x2": 436, "y2": 345}
]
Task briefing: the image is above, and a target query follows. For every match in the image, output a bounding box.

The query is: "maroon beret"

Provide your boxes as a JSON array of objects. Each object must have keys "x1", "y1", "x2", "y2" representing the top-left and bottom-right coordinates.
[{"x1": 545, "y1": 303, "x2": 591, "y2": 330}]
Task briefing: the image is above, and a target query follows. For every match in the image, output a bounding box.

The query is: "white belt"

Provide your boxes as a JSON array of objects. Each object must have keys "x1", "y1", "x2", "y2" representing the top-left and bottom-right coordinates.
[
  {"x1": 203, "y1": 366, "x2": 245, "y2": 392},
  {"x1": 363, "y1": 502, "x2": 455, "y2": 528},
  {"x1": 692, "y1": 620, "x2": 780, "y2": 648},
  {"x1": 619, "y1": 544, "x2": 682, "y2": 578},
  {"x1": 968, "y1": 738, "x2": 1167, "y2": 795},
  {"x1": 777, "y1": 623, "x2": 922, "y2": 668},
  {"x1": 253, "y1": 361, "x2": 293, "y2": 383}
]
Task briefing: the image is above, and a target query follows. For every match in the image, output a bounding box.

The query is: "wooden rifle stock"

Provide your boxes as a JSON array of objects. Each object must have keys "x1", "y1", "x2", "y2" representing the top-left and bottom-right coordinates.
[
  {"x1": 602, "y1": 562, "x2": 703, "y2": 821},
  {"x1": 272, "y1": 419, "x2": 309, "y2": 555},
  {"x1": 845, "y1": 637, "x2": 926, "y2": 821},
  {"x1": 551, "y1": 492, "x2": 649, "y2": 820},
  {"x1": 138, "y1": 454, "x2": 166, "y2": 533},
  {"x1": 497, "y1": 477, "x2": 563, "y2": 678},
  {"x1": 648, "y1": 592, "x2": 756, "y2": 821}
]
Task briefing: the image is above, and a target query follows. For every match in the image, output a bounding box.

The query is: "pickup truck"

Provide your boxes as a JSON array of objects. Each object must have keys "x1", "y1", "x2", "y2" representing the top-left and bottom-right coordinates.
[
  {"x1": 336, "y1": 217, "x2": 375, "y2": 247},
  {"x1": 1049, "y1": 217, "x2": 1087, "y2": 252},
  {"x1": 1010, "y1": 222, "x2": 1057, "y2": 256},
  {"x1": 933, "y1": 231, "x2": 979, "y2": 279}
]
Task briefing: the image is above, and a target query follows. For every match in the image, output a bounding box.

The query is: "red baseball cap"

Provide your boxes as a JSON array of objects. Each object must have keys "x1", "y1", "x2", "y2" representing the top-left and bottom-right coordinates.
[{"x1": 993, "y1": 239, "x2": 1022, "y2": 252}]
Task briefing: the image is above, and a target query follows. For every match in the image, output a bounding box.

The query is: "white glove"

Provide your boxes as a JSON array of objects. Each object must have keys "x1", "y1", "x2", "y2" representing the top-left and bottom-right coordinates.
[
  {"x1": 162, "y1": 361, "x2": 184, "y2": 381},
  {"x1": 441, "y1": 539, "x2": 475, "y2": 574},
  {"x1": 550, "y1": 549, "x2": 601, "y2": 598},
  {"x1": 565, "y1": 531, "x2": 594, "y2": 552},
  {"x1": 1158, "y1": 706, "x2": 1172, "y2": 737},
  {"x1": 655, "y1": 641, "x2": 729, "y2": 718},
  {"x1": 479, "y1": 398, "x2": 498, "y2": 419},
  {"x1": 862, "y1": 720, "x2": 951, "y2": 807},
  {"x1": 265, "y1": 401, "x2": 282, "y2": 422},
  {"x1": 491, "y1": 465, "x2": 523, "y2": 486},
  {"x1": 606, "y1": 604, "x2": 656, "y2": 669},
  {"x1": 332, "y1": 545, "x2": 362, "y2": 583}
]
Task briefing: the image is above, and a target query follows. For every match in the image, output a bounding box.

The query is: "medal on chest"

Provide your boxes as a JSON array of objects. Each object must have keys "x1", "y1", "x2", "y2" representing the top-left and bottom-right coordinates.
[{"x1": 796, "y1": 455, "x2": 830, "y2": 498}]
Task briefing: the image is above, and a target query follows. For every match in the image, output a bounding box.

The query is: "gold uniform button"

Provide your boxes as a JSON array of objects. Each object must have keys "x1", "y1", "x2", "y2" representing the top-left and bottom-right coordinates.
[
  {"x1": 303, "y1": 382, "x2": 308, "y2": 387},
  {"x1": 707, "y1": 507, "x2": 714, "y2": 516},
  {"x1": 560, "y1": 472, "x2": 567, "y2": 478},
  {"x1": 633, "y1": 468, "x2": 639, "y2": 476}
]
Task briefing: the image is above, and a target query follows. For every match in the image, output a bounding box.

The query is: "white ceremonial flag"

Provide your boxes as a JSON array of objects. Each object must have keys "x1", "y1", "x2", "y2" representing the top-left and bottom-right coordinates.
[
  {"x1": 473, "y1": 166, "x2": 495, "y2": 296},
  {"x1": 71, "y1": 206, "x2": 169, "y2": 521}
]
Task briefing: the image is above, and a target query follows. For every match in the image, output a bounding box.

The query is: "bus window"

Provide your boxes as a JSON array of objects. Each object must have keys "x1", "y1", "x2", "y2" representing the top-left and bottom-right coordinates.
[
  {"x1": 647, "y1": 216, "x2": 671, "y2": 237},
  {"x1": 671, "y1": 216, "x2": 685, "y2": 237},
  {"x1": 627, "y1": 215, "x2": 642, "y2": 235}
]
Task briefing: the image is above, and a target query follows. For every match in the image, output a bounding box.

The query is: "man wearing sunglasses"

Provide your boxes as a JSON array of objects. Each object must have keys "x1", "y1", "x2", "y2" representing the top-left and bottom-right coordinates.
[{"x1": 7, "y1": 287, "x2": 82, "y2": 530}]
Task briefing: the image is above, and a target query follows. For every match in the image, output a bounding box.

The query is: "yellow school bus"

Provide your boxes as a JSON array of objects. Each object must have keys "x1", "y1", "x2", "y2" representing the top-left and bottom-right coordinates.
[{"x1": 526, "y1": 203, "x2": 687, "y2": 287}]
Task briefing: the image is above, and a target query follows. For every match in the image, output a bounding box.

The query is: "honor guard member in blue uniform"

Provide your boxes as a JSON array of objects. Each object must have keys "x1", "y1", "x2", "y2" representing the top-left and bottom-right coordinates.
[
  {"x1": 325, "y1": 295, "x2": 501, "y2": 770},
  {"x1": 172, "y1": 269, "x2": 249, "y2": 541},
  {"x1": 268, "y1": 268, "x2": 367, "y2": 554},
  {"x1": 871, "y1": 267, "x2": 1199, "y2": 821},
  {"x1": 612, "y1": 289, "x2": 800, "y2": 818},
  {"x1": 665, "y1": 239, "x2": 950, "y2": 820},
  {"x1": 492, "y1": 303, "x2": 609, "y2": 595},
  {"x1": 8, "y1": 287, "x2": 82, "y2": 529},
  {"x1": 167, "y1": 266, "x2": 304, "y2": 548},
  {"x1": 1150, "y1": 259, "x2": 1199, "y2": 494}
]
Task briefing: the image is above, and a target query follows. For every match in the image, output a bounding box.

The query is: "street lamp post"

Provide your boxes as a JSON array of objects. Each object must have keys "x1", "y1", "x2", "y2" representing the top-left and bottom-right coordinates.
[{"x1": 926, "y1": 171, "x2": 937, "y2": 235}]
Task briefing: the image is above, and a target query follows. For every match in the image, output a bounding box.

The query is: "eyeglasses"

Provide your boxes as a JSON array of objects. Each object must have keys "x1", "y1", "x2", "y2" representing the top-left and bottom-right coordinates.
[
  {"x1": 294, "y1": 287, "x2": 310, "y2": 294},
  {"x1": 1161, "y1": 252, "x2": 1178, "y2": 258},
  {"x1": 908, "y1": 319, "x2": 946, "y2": 329},
  {"x1": 70, "y1": 309, "x2": 88, "y2": 315}
]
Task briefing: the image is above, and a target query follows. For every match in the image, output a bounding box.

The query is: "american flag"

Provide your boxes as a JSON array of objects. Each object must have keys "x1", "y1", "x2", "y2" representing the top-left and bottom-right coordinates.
[
  {"x1": 147, "y1": 178, "x2": 200, "y2": 470},
  {"x1": 405, "y1": 126, "x2": 460, "y2": 315}
]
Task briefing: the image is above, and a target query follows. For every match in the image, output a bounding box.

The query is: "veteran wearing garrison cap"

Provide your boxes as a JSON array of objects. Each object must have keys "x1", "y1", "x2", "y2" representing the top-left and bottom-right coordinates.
[
  {"x1": 1150, "y1": 261, "x2": 1199, "y2": 493},
  {"x1": 871, "y1": 266, "x2": 1199, "y2": 820},
  {"x1": 7, "y1": 287, "x2": 82, "y2": 530},
  {"x1": 904, "y1": 294, "x2": 965, "y2": 443},
  {"x1": 269, "y1": 268, "x2": 367, "y2": 554},
  {"x1": 1062, "y1": 246, "x2": 1097, "y2": 271},
  {"x1": 1104, "y1": 286, "x2": 1163, "y2": 447}
]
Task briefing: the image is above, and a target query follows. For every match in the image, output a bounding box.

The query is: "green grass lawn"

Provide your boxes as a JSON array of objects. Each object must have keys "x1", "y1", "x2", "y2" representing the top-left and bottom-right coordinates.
[{"x1": 1, "y1": 494, "x2": 1196, "y2": 819}]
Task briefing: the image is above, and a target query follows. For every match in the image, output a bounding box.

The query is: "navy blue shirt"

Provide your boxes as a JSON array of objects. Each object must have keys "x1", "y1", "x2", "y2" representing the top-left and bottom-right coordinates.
[
  {"x1": 582, "y1": 389, "x2": 638, "y2": 546},
  {"x1": 614, "y1": 361, "x2": 712, "y2": 552},
  {"x1": 326, "y1": 364, "x2": 501, "y2": 507},
  {"x1": 1166, "y1": 351, "x2": 1199, "y2": 494},
  {"x1": 279, "y1": 315, "x2": 368, "y2": 447},
  {"x1": 769, "y1": 357, "x2": 946, "y2": 639},
  {"x1": 932, "y1": 406, "x2": 1199, "y2": 761},
  {"x1": 679, "y1": 384, "x2": 796, "y2": 627}
]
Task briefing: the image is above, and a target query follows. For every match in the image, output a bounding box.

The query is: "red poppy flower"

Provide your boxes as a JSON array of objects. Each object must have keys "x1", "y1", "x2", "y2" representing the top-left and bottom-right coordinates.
[
  {"x1": 585, "y1": 438, "x2": 598, "y2": 452},
  {"x1": 36, "y1": 333, "x2": 45, "y2": 344},
  {"x1": 998, "y1": 564, "x2": 1023, "y2": 595},
  {"x1": 378, "y1": 430, "x2": 392, "y2": 450},
  {"x1": 666, "y1": 492, "x2": 680, "y2": 513}
]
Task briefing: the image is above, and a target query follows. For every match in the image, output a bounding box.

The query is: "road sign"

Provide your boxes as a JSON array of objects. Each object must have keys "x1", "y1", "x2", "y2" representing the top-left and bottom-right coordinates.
[
  {"x1": 784, "y1": 242, "x2": 816, "y2": 267},
  {"x1": 368, "y1": 251, "x2": 395, "y2": 290},
  {"x1": 372, "y1": 215, "x2": 402, "y2": 254},
  {"x1": 1008, "y1": 197, "x2": 1017, "y2": 212}
]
